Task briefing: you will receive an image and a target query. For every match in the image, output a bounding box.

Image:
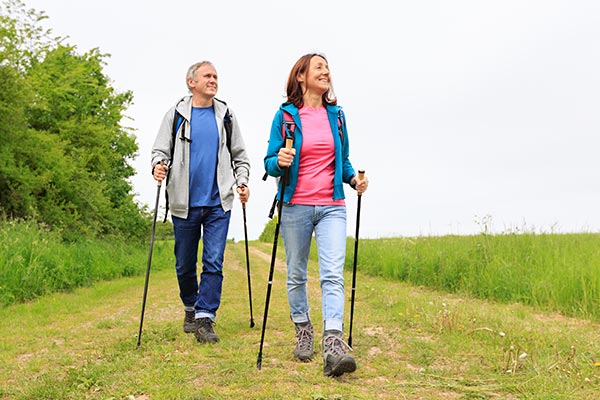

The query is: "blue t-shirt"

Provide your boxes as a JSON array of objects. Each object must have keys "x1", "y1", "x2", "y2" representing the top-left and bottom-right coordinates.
[{"x1": 189, "y1": 106, "x2": 220, "y2": 207}]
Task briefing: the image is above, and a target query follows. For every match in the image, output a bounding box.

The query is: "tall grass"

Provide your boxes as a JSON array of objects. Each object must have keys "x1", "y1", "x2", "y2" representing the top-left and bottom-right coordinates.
[
  {"x1": 0, "y1": 219, "x2": 173, "y2": 307},
  {"x1": 351, "y1": 232, "x2": 600, "y2": 321}
]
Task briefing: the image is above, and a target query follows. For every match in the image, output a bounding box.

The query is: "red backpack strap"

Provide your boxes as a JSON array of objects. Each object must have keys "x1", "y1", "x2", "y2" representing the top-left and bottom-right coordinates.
[
  {"x1": 282, "y1": 110, "x2": 295, "y2": 140},
  {"x1": 262, "y1": 110, "x2": 296, "y2": 183}
]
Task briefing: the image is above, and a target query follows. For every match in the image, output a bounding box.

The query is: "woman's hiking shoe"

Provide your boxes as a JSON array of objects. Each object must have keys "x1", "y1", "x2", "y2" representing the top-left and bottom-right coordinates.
[
  {"x1": 294, "y1": 322, "x2": 314, "y2": 361},
  {"x1": 194, "y1": 318, "x2": 219, "y2": 343},
  {"x1": 183, "y1": 310, "x2": 197, "y2": 333},
  {"x1": 322, "y1": 333, "x2": 356, "y2": 377}
]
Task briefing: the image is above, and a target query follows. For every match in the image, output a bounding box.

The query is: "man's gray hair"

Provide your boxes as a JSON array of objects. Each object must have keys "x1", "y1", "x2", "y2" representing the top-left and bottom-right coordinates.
[{"x1": 186, "y1": 61, "x2": 214, "y2": 92}]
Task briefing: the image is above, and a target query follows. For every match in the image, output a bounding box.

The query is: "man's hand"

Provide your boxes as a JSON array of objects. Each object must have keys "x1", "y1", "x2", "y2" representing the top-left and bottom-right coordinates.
[
  {"x1": 237, "y1": 184, "x2": 250, "y2": 204},
  {"x1": 153, "y1": 162, "x2": 168, "y2": 183}
]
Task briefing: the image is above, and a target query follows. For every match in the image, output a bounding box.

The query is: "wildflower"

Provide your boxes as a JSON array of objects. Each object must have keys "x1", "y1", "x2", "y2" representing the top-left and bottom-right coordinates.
[{"x1": 594, "y1": 361, "x2": 600, "y2": 367}]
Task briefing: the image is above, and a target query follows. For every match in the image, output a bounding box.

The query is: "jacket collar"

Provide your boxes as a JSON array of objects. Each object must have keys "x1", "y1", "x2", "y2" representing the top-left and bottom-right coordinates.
[{"x1": 175, "y1": 95, "x2": 227, "y2": 121}]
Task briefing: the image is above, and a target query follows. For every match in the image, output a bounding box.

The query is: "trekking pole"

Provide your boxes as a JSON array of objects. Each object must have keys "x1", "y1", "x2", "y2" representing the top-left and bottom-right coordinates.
[
  {"x1": 242, "y1": 202, "x2": 255, "y2": 328},
  {"x1": 257, "y1": 137, "x2": 293, "y2": 370},
  {"x1": 348, "y1": 170, "x2": 365, "y2": 348},
  {"x1": 137, "y1": 163, "x2": 165, "y2": 347}
]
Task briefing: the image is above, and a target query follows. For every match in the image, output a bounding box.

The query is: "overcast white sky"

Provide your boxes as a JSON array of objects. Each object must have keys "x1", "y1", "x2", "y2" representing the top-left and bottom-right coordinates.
[{"x1": 24, "y1": 0, "x2": 600, "y2": 240}]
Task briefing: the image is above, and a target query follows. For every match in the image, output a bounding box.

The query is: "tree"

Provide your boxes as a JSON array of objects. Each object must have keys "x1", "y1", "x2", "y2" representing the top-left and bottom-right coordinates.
[{"x1": 0, "y1": 0, "x2": 148, "y2": 239}]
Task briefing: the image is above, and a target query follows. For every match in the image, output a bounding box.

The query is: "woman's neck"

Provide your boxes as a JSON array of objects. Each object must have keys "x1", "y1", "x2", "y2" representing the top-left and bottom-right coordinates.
[{"x1": 303, "y1": 92, "x2": 323, "y2": 108}]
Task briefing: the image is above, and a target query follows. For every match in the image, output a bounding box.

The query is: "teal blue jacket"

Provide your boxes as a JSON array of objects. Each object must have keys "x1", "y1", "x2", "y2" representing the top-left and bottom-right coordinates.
[{"x1": 264, "y1": 102, "x2": 356, "y2": 203}]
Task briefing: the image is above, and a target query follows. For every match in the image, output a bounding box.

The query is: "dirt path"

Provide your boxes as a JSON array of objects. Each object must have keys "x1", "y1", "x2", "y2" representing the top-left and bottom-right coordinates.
[{"x1": 1, "y1": 240, "x2": 599, "y2": 399}]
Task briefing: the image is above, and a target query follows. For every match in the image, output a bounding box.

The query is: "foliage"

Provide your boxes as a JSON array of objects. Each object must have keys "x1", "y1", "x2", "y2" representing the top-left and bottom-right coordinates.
[
  {"x1": 153, "y1": 219, "x2": 174, "y2": 240},
  {"x1": 258, "y1": 217, "x2": 276, "y2": 242},
  {"x1": 0, "y1": 0, "x2": 147, "y2": 239},
  {"x1": 0, "y1": 0, "x2": 57, "y2": 72}
]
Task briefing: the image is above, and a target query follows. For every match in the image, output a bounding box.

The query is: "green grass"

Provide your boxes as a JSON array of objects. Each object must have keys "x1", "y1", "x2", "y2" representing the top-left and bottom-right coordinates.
[
  {"x1": 0, "y1": 219, "x2": 173, "y2": 307},
  {"x1": 1, "y1": 240, "x2": 599, "y2": 399},
  {"x1": 352, "y1": 233, "x2": 600, "y2": 321},
  {"x1": 2, "y1": 220, "x2": 600, "y2": 398}
]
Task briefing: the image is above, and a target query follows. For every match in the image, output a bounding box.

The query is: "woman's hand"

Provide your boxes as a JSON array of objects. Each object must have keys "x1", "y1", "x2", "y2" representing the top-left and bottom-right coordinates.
[
  {"x1": 277, "y1": 147, "x2": 296, "y2": 168},
  {"x1": 352, "y1": 174, "x2": 369, "y2": 195}
]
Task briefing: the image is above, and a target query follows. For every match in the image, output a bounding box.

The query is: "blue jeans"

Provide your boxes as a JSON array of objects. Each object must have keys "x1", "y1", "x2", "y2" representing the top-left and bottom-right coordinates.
[
  {"x1": 172, "y1": 206, "x2": 231, "y2": 321},
  {"x1": 280, "y1": 204, "x2": 347, "y2": 333}
]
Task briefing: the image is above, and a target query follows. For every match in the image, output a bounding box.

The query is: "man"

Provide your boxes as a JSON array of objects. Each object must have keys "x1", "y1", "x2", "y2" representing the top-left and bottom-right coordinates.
[{"x1": 151, "y1": 61, "x2": 250, "y2": 343}]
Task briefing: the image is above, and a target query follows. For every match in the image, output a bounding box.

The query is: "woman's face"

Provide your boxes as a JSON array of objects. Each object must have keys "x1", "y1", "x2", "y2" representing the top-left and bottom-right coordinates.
[{"x1": 300, "y1": 55, "x2": 330, "y2": 96}]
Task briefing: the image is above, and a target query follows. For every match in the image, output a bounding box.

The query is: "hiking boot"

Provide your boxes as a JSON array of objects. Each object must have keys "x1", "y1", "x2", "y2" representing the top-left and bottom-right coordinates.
[
  {"x1": 194, "y1": 317, "x2": 219, "y2": 343},
  {"x1": 183, "y1": 310, "x2": 197, "y2": 333},
  {"x1": 294, "y1": 322, "x2": 314, "y2": 361},
  {"x1": 322, "y1": 332, "x2": 356, "y2": 377}
]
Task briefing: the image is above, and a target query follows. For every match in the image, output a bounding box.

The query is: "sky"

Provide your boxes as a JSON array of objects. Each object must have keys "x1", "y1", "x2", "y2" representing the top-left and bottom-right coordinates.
[{"x1": 22, "y1": 0, "x2": 600, "y2": 241}]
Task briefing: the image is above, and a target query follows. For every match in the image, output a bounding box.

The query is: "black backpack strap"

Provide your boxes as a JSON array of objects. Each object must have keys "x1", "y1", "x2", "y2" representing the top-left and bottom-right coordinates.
[
  {"x1": 337, "y1": 109, "x2": 345, "y2": 145},
  {"x1": 214, "y1": 97, "x2": 234, "y2": 168},
  {"x1": 171, "y1": 111, "x2": 184, "y2": 148},
  {"x1": 223, "y1": 107, "x2": 233, "y2": 167},
  {"x1": 163, "y1": 106, "x2": 185, "y2": 222}
]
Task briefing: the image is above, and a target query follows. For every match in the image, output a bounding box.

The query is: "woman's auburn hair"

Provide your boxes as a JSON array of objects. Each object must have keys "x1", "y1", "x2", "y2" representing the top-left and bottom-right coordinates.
[{"x1": 286, "y1": 53, "x2": 337, "y2": 108}]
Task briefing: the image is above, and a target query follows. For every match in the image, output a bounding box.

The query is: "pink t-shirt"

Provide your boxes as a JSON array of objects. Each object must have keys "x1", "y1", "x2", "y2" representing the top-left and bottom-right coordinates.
[{"x1": 291, "y1": 106, "x2": 345, "y2": 206}]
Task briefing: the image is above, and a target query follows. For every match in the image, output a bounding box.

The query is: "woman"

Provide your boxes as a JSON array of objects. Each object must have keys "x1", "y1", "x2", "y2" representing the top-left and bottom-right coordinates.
[{"x1": 264, "y1": 53, "x2": 368, "y2": 377}]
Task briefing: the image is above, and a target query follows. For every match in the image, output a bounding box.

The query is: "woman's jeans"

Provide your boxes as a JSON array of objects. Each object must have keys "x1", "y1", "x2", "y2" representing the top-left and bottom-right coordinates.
[
  {"x1": 172, "y1": 206, "x2": 231, "y2": 321},
  {"x1": 280, "y1": 204, "x2": 347, "y2": 333}
]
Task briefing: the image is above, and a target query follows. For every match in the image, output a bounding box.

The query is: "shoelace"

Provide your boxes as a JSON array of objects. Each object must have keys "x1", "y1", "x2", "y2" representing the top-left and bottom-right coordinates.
[
  {"x1": 296, "y1": 325, "x2": 313, "y2": 350},
  {"x1": 198, "y1": 318, "x2": 215, "y2": 331},
  {"x1": 323, "y1": 335, "x2": 353, "y2": 356}
]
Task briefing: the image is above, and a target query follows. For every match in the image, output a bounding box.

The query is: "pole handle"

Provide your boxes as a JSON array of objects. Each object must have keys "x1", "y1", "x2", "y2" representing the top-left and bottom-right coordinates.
[
  {"x1": 357, "y1": 170, "x2": 365, "y2": 196},
  {"x1": 285, "y1": 137, "x2": 293, "y2": 150}
]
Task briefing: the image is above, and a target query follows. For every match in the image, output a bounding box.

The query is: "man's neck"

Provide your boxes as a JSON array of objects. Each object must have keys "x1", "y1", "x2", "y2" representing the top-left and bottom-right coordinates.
[{"x1": 192, "y1": 94, "x2": 213, "y2": 108}]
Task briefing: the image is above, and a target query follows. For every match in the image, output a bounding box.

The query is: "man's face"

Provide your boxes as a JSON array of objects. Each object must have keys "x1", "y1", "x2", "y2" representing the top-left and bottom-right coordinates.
[{"x1": 189, "y1": 64, "x2": 218, "y2": 98}]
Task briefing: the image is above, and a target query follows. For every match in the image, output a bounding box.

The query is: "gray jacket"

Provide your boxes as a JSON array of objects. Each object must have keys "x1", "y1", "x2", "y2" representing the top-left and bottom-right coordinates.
[{"x1": 151, "y1": 96, "x2": 250, "y2": 218}]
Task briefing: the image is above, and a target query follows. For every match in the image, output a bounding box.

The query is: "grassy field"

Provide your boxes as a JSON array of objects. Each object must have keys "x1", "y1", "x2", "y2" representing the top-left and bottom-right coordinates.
[
  {"x1": 0, "y1": 219, "x2": 173, "y2": 307},
  {"x1": 1, "y1": 239, "x2": 599, "y2": 399},
  {"x1": 354, "y1": 233, "x2": 600, "y2": 321}
]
